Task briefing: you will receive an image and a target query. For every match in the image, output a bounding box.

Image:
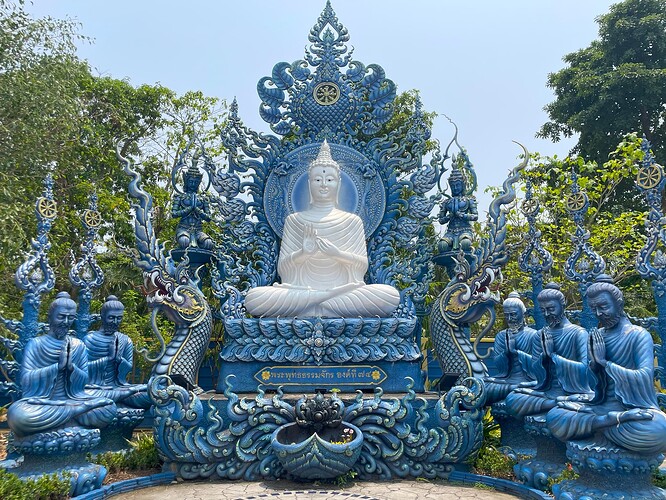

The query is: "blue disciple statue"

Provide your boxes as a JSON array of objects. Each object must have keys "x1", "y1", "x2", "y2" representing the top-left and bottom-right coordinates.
[
  {"x1": 438, "y1": 167, "x2": 478, "y2": 253},
  {"x1": 505, "y1": 283, "x2": 592, "y2": 418},
  {"x1": 484, "y1": 292, "x2": 538, "y2": 405},
  {"x1": 7, "y1": 292, "x2": 117, "y2": 437},
  {"x1": 172, "y1": 158, "x2": 214, "y2": 250},
  {"x1": 83, "y1": 295, "x2": 150, "y2": 409},
  {"x1": 546, "y1": 276, "x2": 666, "y2": 454}
]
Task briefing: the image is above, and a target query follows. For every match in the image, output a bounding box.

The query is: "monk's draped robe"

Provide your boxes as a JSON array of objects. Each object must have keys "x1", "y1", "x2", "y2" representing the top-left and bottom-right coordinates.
[
  {"x1": 505, "y1": 323, "x2": 592, "y2": 417},
  {"x1": 8, "y1": 335, "x2": 116, "y2": 437},
  {"x1": 546, "y1": 325, "x2": 666, "y2": 454},
  {"x1": 84, "y1": 331, "x2": 151, "y2": 409},
  {"x1": 245, "y1": 208, "x2": 400, "y2": 317},
  {"x1": 484, "y1": 326, "x2": 538, "y2": 405}
]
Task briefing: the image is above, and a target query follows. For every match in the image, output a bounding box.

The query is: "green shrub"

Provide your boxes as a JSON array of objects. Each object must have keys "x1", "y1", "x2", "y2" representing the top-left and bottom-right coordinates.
[
  {"x1": 0, "y1": 468, "x2": 70, "y2": 500},
  {"x1": 653, "y1": 470, "x2": 666, "y2": 488},
  {"x1": 93, "y1": 433, "x2": 161, "y2": 473},
  {"x1": 547, "y1": 463, "x2": 579, "y2": 492},
  {"x1": 472, "y1": 444, "x2": 516, "y2": 480}
]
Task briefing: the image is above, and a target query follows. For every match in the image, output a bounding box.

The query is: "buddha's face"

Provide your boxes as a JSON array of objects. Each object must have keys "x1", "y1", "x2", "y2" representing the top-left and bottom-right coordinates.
[
  {"x1": 102, "y1": 308, "x2": 124, "y2": 334},
  {"x1": 539, "y1": 299, "x2": 564, "y2": 329},
  {"x1": 503, "y1": 304, "x2": 524, "y2": 330},
  {"x1": 49, "y1": 302, "x2": 77, "y2": 339},
  {"x1": 309, "y1": 165, "x2": 339, "y2": 205},
  {"x1": 589, "y1": 291, "x2": 621, "y2": 329}
]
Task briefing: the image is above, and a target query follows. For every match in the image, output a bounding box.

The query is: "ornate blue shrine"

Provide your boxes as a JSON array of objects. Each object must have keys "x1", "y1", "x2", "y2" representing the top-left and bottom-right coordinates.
[{"x1": 114, "y1": 1, "x2": 497, "y2": 482}]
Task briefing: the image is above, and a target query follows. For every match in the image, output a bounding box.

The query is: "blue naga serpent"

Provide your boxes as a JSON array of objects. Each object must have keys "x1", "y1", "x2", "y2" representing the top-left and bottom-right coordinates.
[
  {"x1": 117, "y1": 144, "x2": 212, "y2": 394},
  {"x1": 430, "y1": 144, "x2": 528, "y2": 381}
]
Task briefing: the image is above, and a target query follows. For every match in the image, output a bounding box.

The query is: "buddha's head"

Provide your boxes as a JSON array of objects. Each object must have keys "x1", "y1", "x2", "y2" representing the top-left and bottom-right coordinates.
[
  {"x1": 537, "y1": 283, "x2": 567, "y2": 329},
  {"x1": 308, "y1": 140, "x2": 340, "y2": 206},
  {"x1": 48, "y1": 291, "x2": 77, "y2": 339},
  {"x1": 587, "y1": 274, "x2": 624, "y2": 329},
  {"x1": 100, "y1": 295, "x2": 125, "y2": 335},
  {"x1": 502, "y1": 291, "x2": 526, "y2": 331}
]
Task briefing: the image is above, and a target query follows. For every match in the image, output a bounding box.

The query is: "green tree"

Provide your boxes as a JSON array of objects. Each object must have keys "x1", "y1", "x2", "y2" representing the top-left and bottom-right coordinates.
[
  {"x1": 0, "y1": 1, "x2": 227, "y2": 384},
  {"x1": 538, "y1": 0, "x2": 666, "y2": 164},
  {"x1": 501, "y1": 135, "x2": 654, "y2": 321}
]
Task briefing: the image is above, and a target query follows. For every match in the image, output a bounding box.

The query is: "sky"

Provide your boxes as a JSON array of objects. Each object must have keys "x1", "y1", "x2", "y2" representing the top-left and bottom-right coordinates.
[{"x1": 27, "y1": 0, "x2": 618, "y2": 211}]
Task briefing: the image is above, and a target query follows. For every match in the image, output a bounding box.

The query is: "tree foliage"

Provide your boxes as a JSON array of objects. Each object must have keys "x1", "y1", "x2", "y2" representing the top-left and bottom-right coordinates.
[
  {"x1": 538, "y1": 0, "x2": 666, "y2": 164},
  {"x1": 500, "y1": 135, "x2": 654, "y2": 320},
  {"x1": 0, "y1": 1, "x2": 226, "y2": 384}
]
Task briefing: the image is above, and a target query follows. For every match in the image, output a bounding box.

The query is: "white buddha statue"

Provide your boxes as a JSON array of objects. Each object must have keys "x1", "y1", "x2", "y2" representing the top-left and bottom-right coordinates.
[{"x1": 245, "y1": 140, "x2": 400, "y2": 318}]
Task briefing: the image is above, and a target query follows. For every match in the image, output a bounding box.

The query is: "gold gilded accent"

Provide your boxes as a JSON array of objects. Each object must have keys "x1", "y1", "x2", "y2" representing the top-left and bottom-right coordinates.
[
  {"x1": 83, "y1": 209, "x2": 102, "y2": 228},
  {"x1": 313, "y1": 82, "x2": 340, "y2": 106},
  {"x1": 37, "y1": 198, "x2": 57, "y2": 219},
  {"x1": 566, "y1": 192, "x2": 587, "y2": 212},
  {"x1": 637, "y1": 164, "x2": 663, "y2": 190}
]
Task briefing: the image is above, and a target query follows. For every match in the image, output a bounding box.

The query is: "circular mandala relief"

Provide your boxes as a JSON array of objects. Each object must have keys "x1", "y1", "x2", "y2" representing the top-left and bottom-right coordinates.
[
  {"x1": 637, "y1": 164, "x2": 663, "y2": 190},
  {"x1": 313, "y1": 82, "x2": 340, "y2": 106}
]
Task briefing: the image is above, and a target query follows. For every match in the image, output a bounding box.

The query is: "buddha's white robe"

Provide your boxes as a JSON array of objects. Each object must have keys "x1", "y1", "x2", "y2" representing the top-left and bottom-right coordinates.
[{"x1": 245, "y1": 208, "x2": 400, "y2": 318}]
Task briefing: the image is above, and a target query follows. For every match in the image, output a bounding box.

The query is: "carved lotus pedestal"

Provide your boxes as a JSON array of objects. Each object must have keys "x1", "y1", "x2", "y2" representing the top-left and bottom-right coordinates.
[
  {"x1": 553, "y1": 438, "x2": 666, "y2": 500},
  {"x1": 491, "y1": 402, "x2": 536, "y2": 459},
  {"x1": 4, "y1": 427, "x2": 106, "y2": 496},
  {"x1": 272, "y1": 422, "x2": 363, "y2": 480},
  {"x1": 514, "y1": 414, "x2": 567, "y2": 491}
]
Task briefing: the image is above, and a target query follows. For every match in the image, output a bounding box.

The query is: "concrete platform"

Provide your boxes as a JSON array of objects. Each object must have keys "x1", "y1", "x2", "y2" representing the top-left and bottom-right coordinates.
[{"x1": 111, "y1": 479, "x2": 523, "y2": 500}]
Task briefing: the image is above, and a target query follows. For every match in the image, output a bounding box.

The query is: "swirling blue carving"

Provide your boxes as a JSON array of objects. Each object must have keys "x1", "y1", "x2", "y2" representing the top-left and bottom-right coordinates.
[
  {"x1": 117, "y1": 144, "x2": 212, "y2": 393},
  {"x1": 635, "y1": 138, "x2": 666, "y2": 387},
  {"x1": 149, "y1": 374, "x2": 485, "y2": 481},
  {"x1": 70, "y1": 193, "x2": 105, "y2": 339},
  {"x1": 563, "y1": 170, "x2": 606, "y2": 330},
  {"x1": 222, "y1": 317, "x2": 420, "y2": 365},
  {"x1": 429, "y1": 145, "x2": 529, "y2": 381},
  {"x1": 518, "y1": 180, "x2": 553, "y2": 329},
  {"x1": 0, "y1": 175, "x2": 56, "y2": 399}
]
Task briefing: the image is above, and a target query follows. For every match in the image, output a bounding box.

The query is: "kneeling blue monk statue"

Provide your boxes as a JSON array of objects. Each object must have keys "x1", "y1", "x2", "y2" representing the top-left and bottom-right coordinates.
[
  {"x1": 546, "y1": 276, "x2": 666, "y2": 455},
  {"x1": 8, "y1": 292, "x2": 117, "y2": 437},
  {"x1": 84, "y1": 295, "x2": 150, "y2": 409}
]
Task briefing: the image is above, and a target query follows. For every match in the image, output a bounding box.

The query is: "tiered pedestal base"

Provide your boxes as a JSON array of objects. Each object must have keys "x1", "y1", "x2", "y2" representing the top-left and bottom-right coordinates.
[
  {"x1": 514, "y1": 414, "x2": 567, "y2": 491},
  {"x1": 3, "y1": 427, "x2": 106, "y2": 496},
  {"x1": 491, "y1": 402, "x2": 535, "y2": 459},
  {"x1": 553, "y1": 438, "x2": 666, "y2": 500}
]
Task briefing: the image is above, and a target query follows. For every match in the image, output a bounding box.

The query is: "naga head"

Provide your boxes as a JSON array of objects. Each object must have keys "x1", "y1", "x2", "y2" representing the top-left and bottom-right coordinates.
[
  {"x1": 142, "y1": 259, "x2": 207, "y2": 327},
  {"x1": 444, "y1": 263, "x2": 502, "y2": 324}
]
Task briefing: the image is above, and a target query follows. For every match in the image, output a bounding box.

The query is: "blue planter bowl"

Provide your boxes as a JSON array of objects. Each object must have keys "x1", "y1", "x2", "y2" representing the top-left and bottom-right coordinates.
[{"x1": 271, "y1": 422, "x2": 363, "y2": 480}]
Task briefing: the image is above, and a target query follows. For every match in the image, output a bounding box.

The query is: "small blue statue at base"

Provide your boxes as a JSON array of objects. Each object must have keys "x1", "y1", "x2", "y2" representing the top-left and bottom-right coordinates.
[
  {"x1": 484, "y1": 292, "x2": 538, "y2": 457},
  {"x1": 546, "y1": 276, "x2": 666, "y2": 500},
  {"x1": 484, "y1": 292, "x2": 538, "y2": 404}
]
